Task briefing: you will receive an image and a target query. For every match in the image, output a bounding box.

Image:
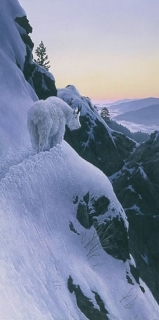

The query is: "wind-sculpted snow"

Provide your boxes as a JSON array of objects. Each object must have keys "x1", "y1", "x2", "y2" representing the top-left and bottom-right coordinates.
[
  {"x1": 0, "y1": 147, "x2": 34, "y2": 181},
  {"x1": 0, "y1": 142, "x2": 158, "y2": 320}
]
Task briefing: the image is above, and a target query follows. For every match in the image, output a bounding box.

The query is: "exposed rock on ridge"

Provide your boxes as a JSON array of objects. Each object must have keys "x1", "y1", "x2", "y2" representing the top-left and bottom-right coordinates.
[
  {"x1": 75, "y1": 192, "x2": 130, "y2": 262},
  {"x1": 15, "y1": 15, "x2": 57, "y2": 99},
  {"x1": 58, "y1": 85, "x2": 136, "y2": 177}
]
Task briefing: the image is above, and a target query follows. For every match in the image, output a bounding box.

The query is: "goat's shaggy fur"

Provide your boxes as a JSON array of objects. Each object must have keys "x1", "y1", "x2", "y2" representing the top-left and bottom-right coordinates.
[{"x1": 27, "y1": 96, "x2": 81, "y2": 153}]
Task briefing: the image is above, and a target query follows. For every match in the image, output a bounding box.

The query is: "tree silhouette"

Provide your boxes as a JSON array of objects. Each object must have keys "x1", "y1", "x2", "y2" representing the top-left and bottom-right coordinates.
[
  {"x1": 34, "y1": 41, "x2": 50, "y2": 71},
  {"x1": 100, "y1": 107, "x2": 110, "y2": 123}
]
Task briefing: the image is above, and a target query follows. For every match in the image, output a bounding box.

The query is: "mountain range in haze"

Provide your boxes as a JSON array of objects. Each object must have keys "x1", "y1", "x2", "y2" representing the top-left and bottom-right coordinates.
[{"x1": 97, "y1": 97, "x2": 159, "y2": 133}]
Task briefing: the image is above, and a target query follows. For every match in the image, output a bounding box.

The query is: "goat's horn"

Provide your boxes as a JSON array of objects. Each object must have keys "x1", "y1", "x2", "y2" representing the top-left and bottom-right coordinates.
[{"x1": 77, "y1": 104, "x2": 82, "y2": 114}]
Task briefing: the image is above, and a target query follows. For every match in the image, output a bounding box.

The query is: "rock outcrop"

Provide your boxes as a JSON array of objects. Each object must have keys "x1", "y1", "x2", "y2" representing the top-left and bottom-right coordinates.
[{"x1": 15, "y1": 15, "x2": 57, "y2": 99}]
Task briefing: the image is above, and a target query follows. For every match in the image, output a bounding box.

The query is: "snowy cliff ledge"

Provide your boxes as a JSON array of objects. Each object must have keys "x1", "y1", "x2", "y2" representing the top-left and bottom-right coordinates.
[{"x1": 0, "y1": 142, "x2": 158, "y2": 319}]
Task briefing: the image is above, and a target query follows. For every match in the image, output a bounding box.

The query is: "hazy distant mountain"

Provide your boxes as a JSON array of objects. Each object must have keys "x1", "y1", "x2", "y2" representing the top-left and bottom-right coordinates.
[
  {"x1": 107, "y1": 98, "x2": 139, "y2": 107},
  {"x1": 109, "y1": 97, "x2": 159, "y2": 115},
  {"x1": 95, "y1": 98, "x2": 137, "y2": 110},
  {"x1": 114, "y1": 104, "x2": 159, "y2": 126}
]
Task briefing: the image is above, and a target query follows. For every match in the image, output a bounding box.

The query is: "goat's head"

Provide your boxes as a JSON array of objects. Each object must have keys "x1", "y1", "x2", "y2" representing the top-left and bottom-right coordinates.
[{"x1": 67, "y1": 104, "x2": 82, "y2": 131}]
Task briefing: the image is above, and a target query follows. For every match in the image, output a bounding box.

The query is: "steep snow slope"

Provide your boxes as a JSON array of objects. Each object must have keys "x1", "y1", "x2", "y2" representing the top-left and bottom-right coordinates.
[
  {"x1": 0, "y1": 142, "x2": 159, "y2": 320},
  {"x1": 0, "y1": 0, "x2": 37, "y2": 155},
  {"x1": 0, "y1": 50, "x2": 36, "y2": 153}
]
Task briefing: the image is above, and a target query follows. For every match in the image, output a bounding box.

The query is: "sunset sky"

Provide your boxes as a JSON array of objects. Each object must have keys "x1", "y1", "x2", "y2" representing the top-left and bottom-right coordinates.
[{"x1": 19, "y1": 0, "x2": 159, "y2": 101}]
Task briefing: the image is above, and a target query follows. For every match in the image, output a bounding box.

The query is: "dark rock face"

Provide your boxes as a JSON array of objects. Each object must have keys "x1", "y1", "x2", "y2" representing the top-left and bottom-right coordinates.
[
  {"x1": 15, "y1": 16, "x2": 34, "y2": 50},
  {"x1": 76, "y1": 192, "x2": 130, "y2": 262},
  {"x1": 67, "y1": 276, "x2": 109, "y2": 320},
  {"x1": 15, "y1": 16, "x2": 57, "y2": 99},
  {"x1": 112, "y1": 131, "x2": 159, "y2": 302},
  {"x1": 23, "y1": 59, "x2": 57, "y2": 99},
  {"x1": 76, "y1": 192, "x2": 110, "y2": 229},
  {"x1": 128, "y1": 214, "x2": 159, "y2": 298},
  {"x1": 15, "y1": 16, "x2": 32, "y2": 34},
  {"x1": 65, "y1": 114, "x2": 136, "y2": 177},
  {"x1": 95, "y1": 217, "x2": 130, "y2": 262}
]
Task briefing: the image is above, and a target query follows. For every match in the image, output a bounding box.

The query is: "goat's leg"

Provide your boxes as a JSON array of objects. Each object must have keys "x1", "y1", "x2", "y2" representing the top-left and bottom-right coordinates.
[
  {"x1": 37, "y1": 120, "x2": 50, "y2": 152},
  {"x1": 27, "y1": 120, "x2": 39, "y2": 152},
  {"x1": 38, "y1": 130, "x2": 49, "y2": 152},
  {"x1": 51, "y1": 121, "x2": 65, "y2": 148},
  {"x1": 49, "y1": 132, "x2": 63, "y2": 149}
]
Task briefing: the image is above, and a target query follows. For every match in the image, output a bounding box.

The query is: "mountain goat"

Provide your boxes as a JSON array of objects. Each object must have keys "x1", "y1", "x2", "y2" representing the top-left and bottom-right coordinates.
[{"x1": 27, "y1": 96, "x2": 81, "y2": 153}]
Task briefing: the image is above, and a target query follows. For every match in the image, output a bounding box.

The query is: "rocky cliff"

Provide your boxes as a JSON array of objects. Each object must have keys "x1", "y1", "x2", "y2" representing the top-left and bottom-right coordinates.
[
  {"x1": 112, "y1": 131, "x2": 159, "y2": 302},
  {"x1": 15, "y1": 15, "x2": 57, "y2": 99}
]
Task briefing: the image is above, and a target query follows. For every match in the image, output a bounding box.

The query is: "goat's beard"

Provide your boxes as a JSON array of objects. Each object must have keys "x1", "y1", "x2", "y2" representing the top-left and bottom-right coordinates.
[{"x1": 67, "y1": 114, "x2": 81, "y2": 131}]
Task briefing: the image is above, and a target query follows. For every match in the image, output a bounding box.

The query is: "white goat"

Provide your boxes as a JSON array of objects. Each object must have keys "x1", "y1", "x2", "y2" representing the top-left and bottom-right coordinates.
[{"x1": 27, "y1": 96, "x2": 81, "y2": 153}]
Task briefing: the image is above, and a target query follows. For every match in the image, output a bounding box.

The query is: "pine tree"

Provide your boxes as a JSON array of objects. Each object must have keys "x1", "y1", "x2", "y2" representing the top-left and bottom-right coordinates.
[
  {"x1": 100, "y1": 107, "x2": 110, "y2": 123},
  {"x1": 34, "y1": 41, "x2": 50, "y2": 71}
]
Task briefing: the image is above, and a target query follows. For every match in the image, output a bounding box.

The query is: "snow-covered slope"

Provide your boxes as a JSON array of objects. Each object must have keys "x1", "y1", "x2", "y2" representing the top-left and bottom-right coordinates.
[
  {"x1": 0, "y1": 142, "x2": 159, "y2": 320},
  {"x1": 0, "y1": 0, "x2": 37, "y2": 155}
]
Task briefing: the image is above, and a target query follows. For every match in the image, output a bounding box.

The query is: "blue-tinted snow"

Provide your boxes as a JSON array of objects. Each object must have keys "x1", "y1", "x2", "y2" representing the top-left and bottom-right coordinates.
[
  {"x1": 0, "y1": 0, "x2": 37, "y2": 155},
  {"x1": 0, "y1": 0, "x2": 159, "y2": 319},
  {"x1": 0, "y1": 142, "x2": 159, "y2": 319}
]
